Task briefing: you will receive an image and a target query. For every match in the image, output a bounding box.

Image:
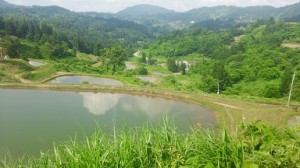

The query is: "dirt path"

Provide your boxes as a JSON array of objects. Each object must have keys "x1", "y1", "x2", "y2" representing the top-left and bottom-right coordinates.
[
  {"x1": 14, "y1": 74, "x2": 32, "y2": 84},
  {"x1": 213, "y1": 102, "x2": 242, "y2": 109},
  {"x1": 133, "y1": 51, "x2": 140, "y2": 58}
]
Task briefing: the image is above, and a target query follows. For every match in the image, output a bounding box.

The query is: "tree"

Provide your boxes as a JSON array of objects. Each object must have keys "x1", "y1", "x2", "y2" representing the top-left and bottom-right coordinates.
[
  {"x1": 0, "y1": 36, "x2": 21, "y2": 58},
  {"x1": 137, "y1": 67, "x2": 148, "y2": 75},
  {"x1": 180, "y1": 62, "x2": 187, "y2": 75},
  {"x1": 148, "y1": 53, "x2": 157, "y2": 65},
  {"x1": 101, "y1": 44, "x2": 127, "y2": 74},
  {"x1": 264, "y1": 83, "x2": 280, "y2": 98},
  {"x1": 212, "y1": 62, "x2": 231, "y2": 92},
  {"x1": 32, "y1": 45, "x2": 42, "y2": 59},
  {"x1": 280, "y1": 67, "x2": 293, "y2": 96},
  {"x1": 140, "y1": 51, "x2": 147, "y2": 64},
  {"x1": 0, "y1": 47, "x2": 4, "y2": 61},
  {"x1": 0, "y1": 16, "x2": 4, "y2": 30},
  {"x1": 167, "y1": 58, "x2": 178, "y2": 73},
  {"x1": 4, "y1": 19, "x2": 17, "y2": 35}
]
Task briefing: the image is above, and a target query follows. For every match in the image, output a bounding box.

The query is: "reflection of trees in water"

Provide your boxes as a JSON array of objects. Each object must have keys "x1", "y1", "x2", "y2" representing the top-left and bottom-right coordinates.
[{"x1": 79, "y1": 93, "x2": 174, "y2": 118}]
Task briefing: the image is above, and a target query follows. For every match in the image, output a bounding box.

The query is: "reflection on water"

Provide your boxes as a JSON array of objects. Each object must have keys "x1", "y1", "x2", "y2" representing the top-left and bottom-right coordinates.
[
  {"x1": 79, "y1": 93, "x2": 214, "y2": 126},
  {"x1": 28, "y1": 61, "x2": 45, "y2": 67},
  {"x1": 138, "y1": 76, "x2": 156, "y2": 83},
  {"x1": 80, "y1": 92, "x2": 174, "y2": 118},
  {"x1": 80, "y1": 92, "x2": 120, "y2": 115}
]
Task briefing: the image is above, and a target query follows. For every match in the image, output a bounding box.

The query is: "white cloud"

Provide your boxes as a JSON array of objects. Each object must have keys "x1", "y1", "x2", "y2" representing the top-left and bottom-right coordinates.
[{"x1": 5, "y1": 0, "x2": 300, "y2": 13}]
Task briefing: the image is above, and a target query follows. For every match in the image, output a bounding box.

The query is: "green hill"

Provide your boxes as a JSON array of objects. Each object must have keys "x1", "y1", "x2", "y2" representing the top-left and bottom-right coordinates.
[
  {"x1": 0, "y1": 0, "x2": 156, "y2": 55},
  {"x1": 148, "y1": 20, "x2": 300, "y2": 99}
]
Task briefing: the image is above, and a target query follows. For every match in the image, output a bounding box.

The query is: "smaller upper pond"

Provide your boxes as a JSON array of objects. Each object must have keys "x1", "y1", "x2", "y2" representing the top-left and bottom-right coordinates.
[
  {"x1": 138, "y1": 76, "x2": 156, "y2": 83},
  {"x1": 28, "y1": 61, "x2": 45, "y2": 67},
  {"x1": 49, "y1": 75, "x2": 123, "y2": 85},
  {"x1": 288, "y1": 116, "x2": 300, "y2": 127}
]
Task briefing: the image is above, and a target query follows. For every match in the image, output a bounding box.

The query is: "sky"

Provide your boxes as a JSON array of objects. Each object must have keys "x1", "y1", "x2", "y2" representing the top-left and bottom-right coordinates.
[{"x1": 4, "y1": 0, "x2": 300, "y2": 13}]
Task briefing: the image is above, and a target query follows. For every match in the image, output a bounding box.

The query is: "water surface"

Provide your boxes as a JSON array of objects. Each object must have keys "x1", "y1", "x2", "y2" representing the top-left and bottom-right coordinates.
[
  {"x1": 28, "y1": 61, "x2": 45, "y2": 67},
  {"x1": 49, "y1": 75, "x2": 123, "y2": 85},
  {"x1": 138, "y1": 76, "x2": 156, "y2": 83},
  {"x1": 0, "y1": 89, "x2": 215, "y2": 158}
]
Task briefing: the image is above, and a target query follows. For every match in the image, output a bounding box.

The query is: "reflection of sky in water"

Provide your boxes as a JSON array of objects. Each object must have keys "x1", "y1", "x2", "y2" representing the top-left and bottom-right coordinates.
[
  {"x1": 80, "y1": 92, "x2": 120, "y2": 115},
  {"x1": 28, "y1": 61, "x2": 45, "y2": 67},
  {"x1": 138, "y1": 77, "x2": 156, "y2": 83},
  {"x1": 80, "y1": 92, "x2": 173, "y2": 118},
  {"x1": 79, "y1": 92, "x2": 215, "y2": 129}
]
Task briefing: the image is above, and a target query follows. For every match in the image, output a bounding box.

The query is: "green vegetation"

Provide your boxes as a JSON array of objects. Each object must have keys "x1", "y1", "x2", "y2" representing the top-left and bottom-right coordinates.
[
  {"x1": 1, "y1": 120, "x2": 299, "y2": 167},
  {"x1": 147, "y1": 21, "x2": 300, "y2": 100},
  {"x1": 1, "y1": 1, "x2": 300, "y2": 165}
]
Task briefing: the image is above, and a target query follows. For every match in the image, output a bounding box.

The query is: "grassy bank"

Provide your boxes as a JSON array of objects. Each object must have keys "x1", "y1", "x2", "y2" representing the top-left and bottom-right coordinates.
[{"x1": 1, "y1": 120, "x2": 299, "y2": 167}]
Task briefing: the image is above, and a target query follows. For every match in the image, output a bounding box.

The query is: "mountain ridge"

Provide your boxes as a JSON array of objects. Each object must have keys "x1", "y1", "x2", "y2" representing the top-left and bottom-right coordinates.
[
  {"x1": 1, "y1": 0, "x2": 300, "y2": 30},
  {"x1": 117, "y1": 4, "x2": 175, "y2": 17}
]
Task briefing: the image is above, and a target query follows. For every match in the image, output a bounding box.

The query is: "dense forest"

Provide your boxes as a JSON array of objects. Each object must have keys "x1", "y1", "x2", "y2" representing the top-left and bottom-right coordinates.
[{"x1": 0, "y1": 0, "x2": 160, "y2": 57}]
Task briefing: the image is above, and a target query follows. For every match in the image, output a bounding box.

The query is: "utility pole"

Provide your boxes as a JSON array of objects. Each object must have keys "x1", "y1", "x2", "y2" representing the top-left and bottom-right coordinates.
[
  {"x1": 217, "y1": 80, "x2": 220, "y2": 95},
  {"x1": 0, "y1": 47, "x2": 3, "y2": 61},
  {"x1": 287, "y1": 70, "x2": 296, "y2": 107}
]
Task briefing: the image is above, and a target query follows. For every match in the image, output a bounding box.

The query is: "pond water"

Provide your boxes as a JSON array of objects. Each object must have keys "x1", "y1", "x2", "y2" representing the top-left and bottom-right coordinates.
[
  {"x1": 138, "y1": 76, "x2": 156, "y2": 83},
  {"x1": 125, "y1": 62, "x2": 136, "y2": 70},
  {"x1": 28, "y1": 61, "x2": 45, "y2": 67},
  {"x1": 288, "y1": 116, "x2": 300, "y2": 126},
  {"x1": 49, "y1": 75, "x2": 123, "y2": 85},
  {"x1": 0, "y1": 89, "x2": 215, "y2": 159}
]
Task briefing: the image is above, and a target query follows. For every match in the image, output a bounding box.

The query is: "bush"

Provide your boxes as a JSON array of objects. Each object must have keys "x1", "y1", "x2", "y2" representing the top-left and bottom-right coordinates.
[
  {"x1": 137, "y1": 67, "x2": 148, "y2": 75},
  {"x1": 264, "y1": 83, "x2": 280, "y2": 98}
]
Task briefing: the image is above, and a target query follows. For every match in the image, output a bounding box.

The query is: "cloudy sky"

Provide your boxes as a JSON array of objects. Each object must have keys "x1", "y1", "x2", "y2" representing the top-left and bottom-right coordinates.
[{"x1": 5, "y1": 0, "x2": 300, "y2": 13}]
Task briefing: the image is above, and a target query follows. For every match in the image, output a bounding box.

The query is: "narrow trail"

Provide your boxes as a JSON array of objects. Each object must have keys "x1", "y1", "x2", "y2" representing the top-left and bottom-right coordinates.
[
  {"x1": 14, "y1": 74, "x2": 32, "y2": 84},
  {"x1": 133, "y1": 51, "x2": 140, "y2": 58},
  {"x1": 210, "y1": 101, "x2": 241, "y2": 131},
  {"x1": 224, "y1": 106, "x2": 235, "y2": 132}
]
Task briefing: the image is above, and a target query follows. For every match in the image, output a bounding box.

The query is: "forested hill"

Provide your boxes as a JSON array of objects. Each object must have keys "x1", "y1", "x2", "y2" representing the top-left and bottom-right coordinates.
[
  {"x1": 148, "y1": 20, "x2": 300, "y2": 100},
  {"x1": 118, "y1": 4, "x2": 174, "y2": 17},
  {"x1": 117, "y1": 3, "x2": 300, "y2": 29},
  {"x1": 0, "y1": 0, "x2": 160, "y2": 55}
]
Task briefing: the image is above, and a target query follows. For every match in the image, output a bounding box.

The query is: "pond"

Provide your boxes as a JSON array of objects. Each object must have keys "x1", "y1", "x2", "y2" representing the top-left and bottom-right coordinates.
[
  {"x1": 48, "y1": 75, "x2": 123, "y2": 85},
  {"x1": 288, "y1": 116, "x2": 300, "y2": 126},
  {"x1": 138, "y1": 76, "x2": 156, "y2": 83},
  {"x1": 28, "y1": 61, "x2": 45, "y2": 67},
  {"x1": 0, "y1": 89, "x2": 215, "y2": 159}
]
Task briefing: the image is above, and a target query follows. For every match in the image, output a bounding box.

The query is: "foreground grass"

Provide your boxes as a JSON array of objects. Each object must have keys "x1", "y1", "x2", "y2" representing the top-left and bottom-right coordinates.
[{"x1": 1, "y1": 120, "x2": 299, "y2": 167}]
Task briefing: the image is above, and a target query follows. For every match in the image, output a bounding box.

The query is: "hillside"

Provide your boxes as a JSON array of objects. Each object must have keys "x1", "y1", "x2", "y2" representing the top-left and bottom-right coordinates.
[
  {"x1": 117, "y1": 2, "x2": 300, "y2": 28},
  {"x1": 0, "y1": 0, "x2": 158, "y2": 55},
  {"x1": 118, "y1": 4, "x2": 174, "y2": 17},
  {"x1": 147, "y1": 21, "x2": 300, "y2": 100}
]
